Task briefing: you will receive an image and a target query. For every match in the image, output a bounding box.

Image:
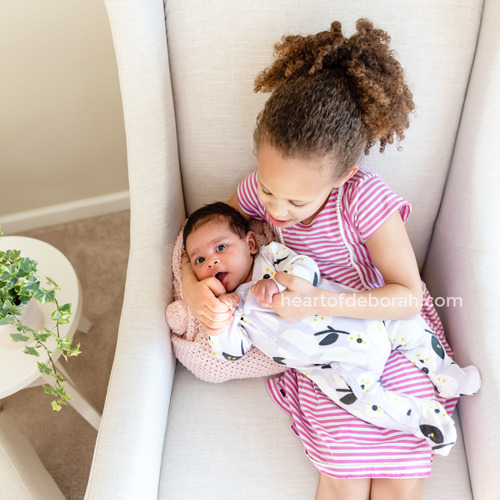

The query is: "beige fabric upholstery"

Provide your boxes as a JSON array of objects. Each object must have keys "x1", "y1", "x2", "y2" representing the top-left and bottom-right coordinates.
[
  {"x1": 424, "y1": 0, "x2": 500, "y2": 497},
  {"x1": 84, "y1": 1, "x2": 499, "y2": 499}
]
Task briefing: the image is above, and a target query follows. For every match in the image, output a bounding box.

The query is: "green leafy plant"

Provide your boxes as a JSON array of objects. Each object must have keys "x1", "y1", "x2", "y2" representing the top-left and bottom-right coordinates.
[{"x1": 0, "y1": 228, "x2": 81, "y2": 411}]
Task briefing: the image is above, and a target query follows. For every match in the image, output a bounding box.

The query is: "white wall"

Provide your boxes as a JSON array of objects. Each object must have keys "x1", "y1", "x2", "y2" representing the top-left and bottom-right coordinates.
[{"x1": 0, "y1": 0, "x2": 128, "y2": 230}]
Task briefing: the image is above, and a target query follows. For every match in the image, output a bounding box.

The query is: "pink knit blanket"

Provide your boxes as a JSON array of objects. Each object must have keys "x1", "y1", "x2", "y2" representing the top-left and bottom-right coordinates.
[{"x1": 166, "y1": 220, "x2": 286, "y2": 383}]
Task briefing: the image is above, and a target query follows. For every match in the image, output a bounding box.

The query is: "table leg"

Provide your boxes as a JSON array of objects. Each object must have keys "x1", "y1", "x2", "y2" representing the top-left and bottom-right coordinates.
[
  {"x1": 77, "y1": 315, "x2": 93, "y2": 334},
  {"x1": 0, "y1": 415, "x2": 66, "y2": 500}
]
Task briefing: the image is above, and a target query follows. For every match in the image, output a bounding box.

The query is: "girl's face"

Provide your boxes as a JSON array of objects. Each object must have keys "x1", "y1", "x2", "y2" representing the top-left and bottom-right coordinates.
[
  {"x1": 257, "y1": 142, "x2": 357, "y2": 228},
  {"x1": 185, "y1": 219, "x2": 258, "y2": 292}
]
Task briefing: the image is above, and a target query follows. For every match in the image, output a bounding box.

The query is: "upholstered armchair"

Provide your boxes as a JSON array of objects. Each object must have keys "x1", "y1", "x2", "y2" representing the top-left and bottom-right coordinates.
[{"x1": 86, "y1": 1, "x2": 499, "y2": 498}]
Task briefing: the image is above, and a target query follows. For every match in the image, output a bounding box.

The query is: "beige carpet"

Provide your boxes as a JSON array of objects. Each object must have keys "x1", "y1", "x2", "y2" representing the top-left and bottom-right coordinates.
[{"x1": 1, "y1": 210, "x2": 130, "y2": 500}]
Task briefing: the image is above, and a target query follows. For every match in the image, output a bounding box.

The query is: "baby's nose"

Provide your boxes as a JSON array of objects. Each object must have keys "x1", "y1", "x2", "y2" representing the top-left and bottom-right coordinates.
[{"x1": 207, "y1": 256, "x2": 220, "y2": 268}]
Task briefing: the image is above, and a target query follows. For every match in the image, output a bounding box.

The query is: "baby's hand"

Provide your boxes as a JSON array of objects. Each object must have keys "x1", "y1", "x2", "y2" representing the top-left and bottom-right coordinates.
[
  {"x1": 218, "y1": 292, "x2": 240, "y2": 312},
  {"x1": 251, "y1": 279, "x2": 280, "y2": 307}
]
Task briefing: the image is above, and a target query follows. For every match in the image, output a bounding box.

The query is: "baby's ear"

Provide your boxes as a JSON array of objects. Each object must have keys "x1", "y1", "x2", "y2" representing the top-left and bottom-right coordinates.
[{"x1": 246, "y1": 231, "x2": 259, "y2": 255}]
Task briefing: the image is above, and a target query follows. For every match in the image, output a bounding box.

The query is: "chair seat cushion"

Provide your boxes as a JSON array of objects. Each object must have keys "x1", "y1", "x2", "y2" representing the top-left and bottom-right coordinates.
[{"x1": 160, "y1": 363, "x2": 472, "y2": 499}]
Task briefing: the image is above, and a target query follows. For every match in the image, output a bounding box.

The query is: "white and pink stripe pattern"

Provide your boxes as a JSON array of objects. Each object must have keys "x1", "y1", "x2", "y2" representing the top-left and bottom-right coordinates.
[
  {"x1": 237, "y1": 170, "x2": 411, "y2": 291},
  {"x1": 267, "y1": 287, "x2": 457, "y2": 478},
  {"x1": 237, "y1": 169, "x2": 458, "y2": 478}
]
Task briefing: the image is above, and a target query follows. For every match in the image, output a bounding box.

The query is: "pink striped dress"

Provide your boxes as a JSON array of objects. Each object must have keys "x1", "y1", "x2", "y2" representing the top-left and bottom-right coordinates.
[{"x1": 237, "y1": 169, "x2": 458, "y2": 478}]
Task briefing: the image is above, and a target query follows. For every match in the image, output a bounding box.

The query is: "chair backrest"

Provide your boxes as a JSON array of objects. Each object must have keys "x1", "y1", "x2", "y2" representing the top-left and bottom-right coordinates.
[{"x1": 165, "y1": 0, "x2": 482, "y2": 267}]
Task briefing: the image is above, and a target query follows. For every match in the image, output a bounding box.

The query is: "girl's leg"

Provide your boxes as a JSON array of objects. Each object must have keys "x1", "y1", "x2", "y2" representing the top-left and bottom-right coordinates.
[
  {"x1": 370, "y1": 478, "x2": 423, "y2": 500},
  {"x1": 310, "y1": 366, "x2": 457, "y2": 455},
  {"x1": 315, "y1": 474, "x2": 370, "y2": 500}
]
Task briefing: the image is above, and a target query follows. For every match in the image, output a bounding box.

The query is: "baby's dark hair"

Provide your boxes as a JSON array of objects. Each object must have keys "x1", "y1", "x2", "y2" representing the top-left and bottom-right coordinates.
[
  {"x1": 254, "y1": 19, "x2": 415, "y2": 178},
  {"x1": 183, "y1": 202, "x2": 250, "y2": 249}
]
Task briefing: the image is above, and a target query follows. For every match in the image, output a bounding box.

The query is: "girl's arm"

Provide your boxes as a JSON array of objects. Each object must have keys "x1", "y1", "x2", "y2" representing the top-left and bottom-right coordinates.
[
  {"x1": 271, "y1": 212, "x2": 423, "y2": 321},
  {"x1": 226, "y1": 191, "x2": 249, "y2": 217}
]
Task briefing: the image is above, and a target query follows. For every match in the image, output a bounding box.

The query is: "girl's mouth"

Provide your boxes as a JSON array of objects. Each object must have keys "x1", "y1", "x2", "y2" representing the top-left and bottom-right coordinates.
[{"x1": 267, "y1": 213, "x2": 294, "y2": 228}]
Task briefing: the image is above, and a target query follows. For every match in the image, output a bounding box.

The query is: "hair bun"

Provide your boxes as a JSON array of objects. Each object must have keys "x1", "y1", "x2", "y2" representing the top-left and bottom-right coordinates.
[{"x1": 255, "y1": 19, "x2": 415, "y2": 154}]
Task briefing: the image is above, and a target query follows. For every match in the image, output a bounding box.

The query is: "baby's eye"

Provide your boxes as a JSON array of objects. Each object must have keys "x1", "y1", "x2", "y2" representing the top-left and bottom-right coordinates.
[
  {"x1": 216, "y1": 244, "x2": 227, "y2": 252},
  {"x1": 195, "y1": 257, "x2": 205, "y2": 265}
]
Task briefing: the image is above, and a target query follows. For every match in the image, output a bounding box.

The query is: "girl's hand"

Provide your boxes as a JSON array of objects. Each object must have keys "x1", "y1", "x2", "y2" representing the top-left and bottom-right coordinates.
[
  {"x1": 270, "y1": 272, "x2": 321, "y2": 321},
  {"x1": 251, "y1": 279, "x2": 280, "y2": 307}
]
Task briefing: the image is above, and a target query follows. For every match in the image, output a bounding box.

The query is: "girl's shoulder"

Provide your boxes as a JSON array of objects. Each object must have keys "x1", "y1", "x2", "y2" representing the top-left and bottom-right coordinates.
[
  {"x1": 342, "y1": 168, "x2": 411, "y2": 238},
  {"x1": 237, "y1": 170, "x2": 264, "y2": 219},
  {"x1": 343, "y1": 168, "x2": 402, "y2": 206},
  {"x1": 345, "y1": 167, "x2": 384, "y2": 191}
]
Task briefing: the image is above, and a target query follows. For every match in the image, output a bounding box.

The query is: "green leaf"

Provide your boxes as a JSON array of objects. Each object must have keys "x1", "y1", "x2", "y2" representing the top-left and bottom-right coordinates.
[
  {"x1": 45, "y1": 277, "x2": 60, "y2": 290},
  {"x1": 10, "y1": 332, "x2": 30, "y2": 342},
  {"x1": 1, "y1": 299, "x2": 25, "y2": 316},
  {"x1": 56, "y1": 336, "x2": 73, "y2": 351},
  {"x1": 44, "y1": 289, "x2": 56, "y2": 303},
  {"x1": 16, "y1": 324, "x2": 37, "y2": 334},
  {"x1": 52, "y1": 303, "x2": 72, "y2": 324},
  {"x1": 32, "y1": 331, "x2": 50, "y2": 343},
  {"x1": 69, "y1": 343, "x2": 82, "y2": 357},
  {"x1": 18, "y1": 257, "x2": 38, "y2": 275},
  {"x1": 51, "y1": 400, "x2": 62, "y2": 411},
  {"x1": 0, "y1": 315, "x2": 17, "y2": 326},
  {"x1": 32, "y1": 288, "x2": 47, "y2": 303},
  {"x1": 37, "y1": 362, "x2": 52, "y2": 375},
  {"x1": 43, "y1": 385, "x2": 58, "y2": 396},
  {"x1": 23, "y1": 346, "x2": 39, "y2": 357},
  {"x1": 5, "y1": 249, "x2": 21, "y2": 262},
  {"x1": 19, "y1": 275, "x2": 40, "y2": 296}
]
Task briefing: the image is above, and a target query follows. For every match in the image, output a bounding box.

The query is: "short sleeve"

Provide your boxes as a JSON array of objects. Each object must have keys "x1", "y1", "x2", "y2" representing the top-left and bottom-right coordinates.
[
  {"x1": 237, "y1": 171, "x2": 266, "y2": 220},
  {"x1": 346, "y1": 172, "x2": 412, "y2": 242}
]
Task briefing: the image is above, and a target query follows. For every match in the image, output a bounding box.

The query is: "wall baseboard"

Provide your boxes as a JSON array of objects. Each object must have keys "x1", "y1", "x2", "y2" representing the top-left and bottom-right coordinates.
[{"x1": 0, "y1": 191, "x2": 130, "y2": 234}]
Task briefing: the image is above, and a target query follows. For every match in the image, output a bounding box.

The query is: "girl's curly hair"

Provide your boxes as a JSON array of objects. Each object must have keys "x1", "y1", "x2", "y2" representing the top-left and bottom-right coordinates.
[{"x1": 254, "y1": 19, "x2": 415, "y2": 177}]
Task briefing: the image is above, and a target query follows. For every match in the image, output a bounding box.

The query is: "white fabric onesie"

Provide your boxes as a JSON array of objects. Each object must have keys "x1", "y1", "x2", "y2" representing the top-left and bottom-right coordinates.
[{"x1": 208, "y1": 242, "x2": 480, "y2": 455}]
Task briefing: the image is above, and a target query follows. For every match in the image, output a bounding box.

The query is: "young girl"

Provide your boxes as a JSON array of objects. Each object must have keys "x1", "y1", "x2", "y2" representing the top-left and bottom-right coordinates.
[{"x1": 183, "y1": 19, "x2": 454, "y2": 500}]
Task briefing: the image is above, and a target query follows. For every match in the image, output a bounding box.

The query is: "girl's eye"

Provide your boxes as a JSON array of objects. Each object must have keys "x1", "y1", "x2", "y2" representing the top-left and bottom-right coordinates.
[
  {"x1": 216, "y1": 244, "x2": 227, "y2": 252},
  {"x1": 196, "y1": 257, "x2": 205, "y2": 265},
  {"x1": 290, "y1": 201, "x2": 307, "y2": 208}
]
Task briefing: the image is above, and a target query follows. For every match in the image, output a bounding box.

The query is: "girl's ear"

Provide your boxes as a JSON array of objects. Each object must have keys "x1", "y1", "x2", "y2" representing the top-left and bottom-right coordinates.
[
  {"x1": 336, "y1": 163, "x2": 359, "y2": 187},
  {"x1": 246, "y1": 231, "x2": 259, "y2": 255}
]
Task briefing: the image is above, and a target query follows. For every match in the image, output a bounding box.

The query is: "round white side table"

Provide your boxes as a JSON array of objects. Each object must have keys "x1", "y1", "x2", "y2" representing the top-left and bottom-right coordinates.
[{"x1": 0, "y1": 236, "x2": 101, "y2": 430}]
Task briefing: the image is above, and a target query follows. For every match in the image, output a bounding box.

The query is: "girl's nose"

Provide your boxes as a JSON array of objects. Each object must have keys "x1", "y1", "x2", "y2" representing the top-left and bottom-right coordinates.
[{"x1": 268, "y1": 200, "x2": 288, "y2": 217}]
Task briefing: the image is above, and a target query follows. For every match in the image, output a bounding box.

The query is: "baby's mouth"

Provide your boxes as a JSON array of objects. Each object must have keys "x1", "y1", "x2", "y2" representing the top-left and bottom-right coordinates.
[{"x1": 215, "y1": 272, "x2": 228, "y2": 285}]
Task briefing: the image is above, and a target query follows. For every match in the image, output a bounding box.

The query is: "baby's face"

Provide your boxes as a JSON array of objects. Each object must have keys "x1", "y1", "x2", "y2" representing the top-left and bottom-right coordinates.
[{"x1": 185, "y1": 219, "x2": 257, "y2": 292}]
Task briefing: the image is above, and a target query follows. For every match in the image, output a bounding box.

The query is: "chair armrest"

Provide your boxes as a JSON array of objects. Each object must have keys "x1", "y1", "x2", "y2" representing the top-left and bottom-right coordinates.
[
  {"x1": 85, "y1": 245, "x2": 177, "y2": 500},
  {"x1": 423, "y1": 0, "x2": 500, "y2": 496},
  {"x1": 104, "y1": 0, "x2": 185, "y2": 250},
  {"x1": 86, "y1": 0, "x2": 185, "y2": 498}
]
